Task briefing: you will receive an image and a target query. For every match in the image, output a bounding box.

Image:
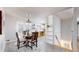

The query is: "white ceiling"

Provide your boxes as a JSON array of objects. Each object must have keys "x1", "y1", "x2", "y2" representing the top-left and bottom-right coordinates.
[
  {"x1": 55, "y1": 8, "x2": 73, "y2": 20},
  {"x1": 3, "y1": 7, "x2": 72, "y2": 20}
]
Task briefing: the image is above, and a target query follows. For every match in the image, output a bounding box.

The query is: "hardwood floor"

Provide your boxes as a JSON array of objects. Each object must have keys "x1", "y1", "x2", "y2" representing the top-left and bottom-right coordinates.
[{"x1": 4, "y1": 36, "x2": 70, "y2": 52}]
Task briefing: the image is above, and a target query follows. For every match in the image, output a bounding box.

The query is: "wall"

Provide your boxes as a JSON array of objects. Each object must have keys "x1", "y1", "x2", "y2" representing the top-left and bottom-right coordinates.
[
  {"x1": 61, "y1": 18, "x2": 72, "y2": 41},
  {"x1": 5, "y1": 13, "x2": 25, "y2": 41},
  {"x1": 61, "y1": 18, "x2": 73, "y2": 50},
  {"x1": 72, "y1": 8, "x2": 78, "y2": 51},
  {"x1": 78, "y1": 24, "x2": 79, "y2": 40},
  {"x1": 4, "y1": 12, "x2": 46, "y2": 41},
  {"x1": 61, "y1": 8, "x2": 78, "y2": 51},
  {"x1": 32, "y1": 17, "x2": 46, "y2": 32},
  {"x1": 53, "y1": 16, "x2": 61, "y2": 45}
]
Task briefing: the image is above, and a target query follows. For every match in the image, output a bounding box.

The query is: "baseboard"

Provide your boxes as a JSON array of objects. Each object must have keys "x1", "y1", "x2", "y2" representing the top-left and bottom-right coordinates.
[{"x1": 6, "y1": 40, "x2": 16, "y2": 43}]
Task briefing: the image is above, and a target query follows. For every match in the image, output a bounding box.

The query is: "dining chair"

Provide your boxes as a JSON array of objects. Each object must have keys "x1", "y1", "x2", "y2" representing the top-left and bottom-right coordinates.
[
  {"x1": 29, "y1": 32, "x2": 38, "y2": 49},
  {"x1": 16, "y1": 32, "x2": 26, "y2": 49}
]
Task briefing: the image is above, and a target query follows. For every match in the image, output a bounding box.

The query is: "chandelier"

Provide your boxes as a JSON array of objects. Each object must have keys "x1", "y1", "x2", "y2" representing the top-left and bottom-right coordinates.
[
  {"x1": 25, "y1": 13, "x2": 32, "y2": 33},
  {"x1": 26, "y1": 19, "x2": 31, "y2": 23},
  {"x1": 26, "y1": 13, "x2": 31, "y2": 23}
]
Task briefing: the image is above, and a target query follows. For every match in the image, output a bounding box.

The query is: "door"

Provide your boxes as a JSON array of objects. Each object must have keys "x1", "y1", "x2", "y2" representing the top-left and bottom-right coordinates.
[{"x1": 0, "y1": 10, "x2": 2, "y2": 34}]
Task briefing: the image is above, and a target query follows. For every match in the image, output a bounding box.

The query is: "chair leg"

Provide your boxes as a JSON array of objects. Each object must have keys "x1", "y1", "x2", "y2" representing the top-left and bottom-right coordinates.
[
  {"x1": 23, "y1": 41, "x2": 26, "y2": 44},
  {"x1": 17, "y1": 42, "x2": 20, "y2": 50},
  {"x1": 31, "y1": 46, "x2": 33, "y2": 50},
  {"x1": 25, "y1": 41, "x2": 29, "y2": 47},
  {"x1": 36, "y1": 41, "x2": 38, "y2": 47},
  {"x1": 31, "y1": 42, "x2": 33, "y2": 50},
  {"x1": 17, "y1": 45, "x2": 19, "y2": 49}
]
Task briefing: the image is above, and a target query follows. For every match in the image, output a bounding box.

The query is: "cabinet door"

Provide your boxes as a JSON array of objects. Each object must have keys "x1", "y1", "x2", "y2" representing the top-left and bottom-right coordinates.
[{"x1": 0, "y1": 11, "x2": 2, "y2": 34}]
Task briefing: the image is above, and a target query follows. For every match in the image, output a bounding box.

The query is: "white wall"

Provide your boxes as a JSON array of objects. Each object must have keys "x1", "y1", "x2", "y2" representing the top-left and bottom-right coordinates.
[
  {"x1": 5, "y1": 13, "x2": 25, "y2": 41},
  {"x1": 60, "y1": 18, "x2": 73, "y2": 50},
  {"x1": 77, "y1": 24, "x2": 79, "y2": 41},
  {"x1": 61, "y1": 8, "x2": 78, "y2": 51},
  {"x1": 77, "y1": 17, "x2": 79, "y2": 40},
  {"x1": 54, "y1": 16, "x2": 61, "y2": 45},
  {"x1": 4, "y1": 12, "x2": 46, "y2": 41},
  {"x1": 32, "y1": 17, "x2": 46, "y2": 31},
  {"x1": 72, "y1": 8, "x2": 78, "y2": 51},
  {"x1": 61, "y1": 18, "x2": 72, "y2": 41}
]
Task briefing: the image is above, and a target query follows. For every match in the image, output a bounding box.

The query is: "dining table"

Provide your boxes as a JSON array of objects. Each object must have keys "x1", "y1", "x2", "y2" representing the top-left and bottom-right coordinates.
[
  {"x1": 23, "y1": 34, "x2": 32, "y2": 48},
  {"x1": 23, "y1": 31, "x2": 38, "y2": 49}
]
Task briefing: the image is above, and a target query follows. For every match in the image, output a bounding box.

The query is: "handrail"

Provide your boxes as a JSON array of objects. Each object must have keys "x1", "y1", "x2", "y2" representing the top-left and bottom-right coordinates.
[{"x1": 55, "y1": 35, "x2": 61, "y2": 47}]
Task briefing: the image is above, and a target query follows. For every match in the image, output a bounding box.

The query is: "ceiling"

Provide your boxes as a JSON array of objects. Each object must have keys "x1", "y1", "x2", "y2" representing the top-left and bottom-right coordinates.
[
  {"x1": 55, "y1": 8, "x2": 73, "y2": 20},
  {"x1": 3, "y1": 7, "x2": 72, "y2": 20}
]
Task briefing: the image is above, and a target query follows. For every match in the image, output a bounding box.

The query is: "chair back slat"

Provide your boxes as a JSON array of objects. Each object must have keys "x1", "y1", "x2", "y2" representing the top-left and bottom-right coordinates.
[
  {"x1": 32, "y1": 32, "x2": 38, "y2": 41},
  {"x1": 16, "y1": 32, "x2": 20, "y2": 43}
]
